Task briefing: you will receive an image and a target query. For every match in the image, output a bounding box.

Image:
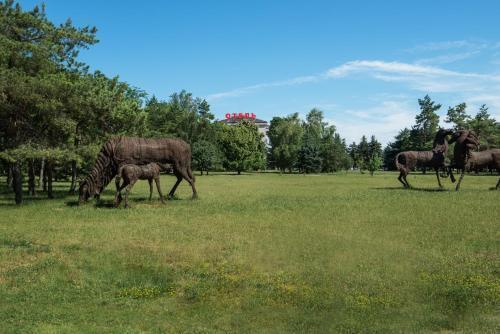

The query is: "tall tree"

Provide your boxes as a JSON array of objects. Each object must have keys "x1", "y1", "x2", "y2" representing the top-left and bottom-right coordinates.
[
  {"x1": 383, "y1": 128, "x2": 411, "y2": 170},
  {"x1": 368, "y1": 135, "x2": 382, "y2": 158},
  {"x1": 297, "y1": 109, "x2": 325, "y2": 173},
  {"x1": 303, "y1": 108, "x2": 325, "y2": 147},
  {"x1": 468, "y1": 104, "x2": 499, "y2": 149},
  {"x1": 297, "y1": 144, "x2": 322, "y2": 173},
  {"x1": 145, "y1": 91, "x2": 214, "y2": 143},
  {"x1": 413, "y1": 95, "x2": 441, "y2": 150},
  {"x1": 0, "y1": 1, "x2": 97, "y2": 203},
  {"x1": 321, "y1": 131, "x2": 351, "y2": 172},
  {"x1": 348, "y1": 142, "x2": 360, "y2": 169},
  {"x1": 217, "y1": 121, "x2": 266, "y2": 175},
  {"x1": 268, "y1": 113, "x2": 303, "y2": 172},
  {"x1": 445, "y1": 102, "x2": 470, "y2": 130},
  {"x1": 192, "y1": 140, "x2": 219, "y2": 175},
  {"x1": 357, "y1": 135, "x2": 370, "y2": 171}
]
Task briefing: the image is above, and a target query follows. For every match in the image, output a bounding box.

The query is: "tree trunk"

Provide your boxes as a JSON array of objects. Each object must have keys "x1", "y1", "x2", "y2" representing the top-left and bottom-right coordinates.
[
  {"x1": 28, "y1": 159, "x2": 36, "y2": 196},
  {"x1": 200, "y1": 170, "x2": 203, "y2": 176},
  {"x1": 238, "y1": 170, "x2": 241, "y2": 175},
  {"x1": 12, "y1": 162, "x2": 22, "y2": 205},
  {"x1": 39, "y1": 158, "x2": 45, "y2": 190},
  {"x1": 206, "y1": 170, "x2": 209, "y2": 175},
  {"x1": 69, "y1": 135, "x2": 80, "y2": 193},
  {"x1": 7, "y1": 165, "x2": 13, "y2": 190},
  {"x1": 47, "y1": 162, "x2": 53, "y2": 199},
  {"x1": 69, "y1": 160, "x2": 77, "y2": 193}
]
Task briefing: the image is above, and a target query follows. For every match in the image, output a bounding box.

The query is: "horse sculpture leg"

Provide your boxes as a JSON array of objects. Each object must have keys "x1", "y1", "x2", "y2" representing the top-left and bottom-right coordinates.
[
  {"x1": 148, "y1": 179, "x2": 153, "y2": 201},
  {"x1": 435, "y1": 168, "x2": 443, "y2": 188},
  {"x1": 455, "y1": 169, "x2": 465, "y2": 191},
  {"x1": 124, "y1": 179, "x2": 137, "y2": 208},
  {"x1": 398, "y1": 171, "x2": 407, "y2": 188},
  {"x1": 448, "y1": 166, "x2": 456, "y2": 183},
  {"x1": 154, "y1": 177, "x2": 165, "y2": 203},
  {"x1": 114, "y1": 176, "x2": 122, "y2": 206},
  {"x1": 496, "y1": 177, "x2": 500, "y2": 190},
  {"x1": 403, "y1": 174, "x2": 411, "y2": 188},
  {"x1": 184, "y1": 167, "x2": 198, "y2": 199},
  {"x1": 114, "y1": 177, "x2": 121, "y2": 206},
  {"x1": 168, "y1": 173, "x2": 183, "y2": 200},
  {"x1": 168, "y1": 165, "x2": 198, "y2": 199},
  {"x1": 114, "y1": 180, "x2": 128, "y2": 207}
]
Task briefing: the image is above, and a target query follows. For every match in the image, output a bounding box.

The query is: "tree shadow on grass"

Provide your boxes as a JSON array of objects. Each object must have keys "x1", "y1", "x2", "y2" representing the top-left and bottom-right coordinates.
[
  {"x1": 373, "y1": 186, "x2": 450, "y2": 192},
  {"x1": 64, "y1": 192, "x2": 183, "y2": 208},
  {"x1": 65, "y1": 200, "x2": 80, "y2": 207},
  {"x1": 0, "y1": 189, "x2": 78, "y2": 207},
  {"x1": 94, "y1": 200, "x2": 116, "y2": 209}
]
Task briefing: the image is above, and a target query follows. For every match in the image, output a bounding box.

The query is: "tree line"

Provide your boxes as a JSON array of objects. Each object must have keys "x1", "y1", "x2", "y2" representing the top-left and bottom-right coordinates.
[
  {"x1": 1, "y1": 2, "x2": 499, "y2": 204},
  {"x1": 267, "y1": 110, "x2": 383, "y2": 175},
  {"x1": 0, "y1": 1, "x2": 267, "y2": 203},
  {"x1": 383, "y1": 95, "x2": 500, "y2": 169}
]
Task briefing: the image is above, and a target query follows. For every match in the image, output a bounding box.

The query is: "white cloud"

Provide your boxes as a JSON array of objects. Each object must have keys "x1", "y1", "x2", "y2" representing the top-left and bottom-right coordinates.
[
  {"x1": 206, "y1": 74, "x2": 320, "y2": 101},
  {"x1": 326, "y1": 60, "x2": 498, "y2": 81},
  {"x1": 465, "y1": 94, "x2": 500, "y2": 119},
  {"x1": 415, "y1": 51, "x2": 480, "y2": 65},
  {"x1": 405, "y1": 40, "x2": 488, "y2": 53},
  {"x1": 328, "y1": 101, "x2": 415, "y2": 145},
  {"x1": 207, "y1": 59, "x2": 500, "y2": 101},
  {"x1": 325, "y1": 60, "x2": 500, "y2": 95},
  {"x1": 207, "y1": 58, "x2": 499, "y2": 145}
]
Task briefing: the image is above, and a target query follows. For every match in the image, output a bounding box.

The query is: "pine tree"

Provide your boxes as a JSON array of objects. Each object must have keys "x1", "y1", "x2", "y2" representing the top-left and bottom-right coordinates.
[
  {"x1": 413, "y1": 95, "x2": 441, "y2": 150},
  {"x1": 445, "y1": 103, "x2": 470, "y2": 130}
]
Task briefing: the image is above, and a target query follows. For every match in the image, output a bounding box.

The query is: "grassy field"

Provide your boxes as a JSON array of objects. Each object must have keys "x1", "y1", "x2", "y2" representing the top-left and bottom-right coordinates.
[{"x1": 0, "y1": 172, "x2": 498, "y2": 333}]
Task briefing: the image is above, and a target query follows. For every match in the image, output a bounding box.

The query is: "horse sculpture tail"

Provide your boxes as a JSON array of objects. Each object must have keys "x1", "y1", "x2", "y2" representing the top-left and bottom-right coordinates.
[{"x1": 395, "y1": 153, "x2": 406, "y2": 172}]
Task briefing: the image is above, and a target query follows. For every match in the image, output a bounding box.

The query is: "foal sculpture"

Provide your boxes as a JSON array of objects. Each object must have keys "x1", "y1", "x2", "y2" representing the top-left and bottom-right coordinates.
[
  {"x1": 114, "y1": 163, "x2": 169, "y2": 208},
  {"x1": 79, "y1": 136, "x2": 197, "y2": 203},
  {"x1": 395, "y1": 128, "x2": 454, "y2": 188},
  {"x1": 448, "y1": 130, "x2": 500, "y2": 190}
]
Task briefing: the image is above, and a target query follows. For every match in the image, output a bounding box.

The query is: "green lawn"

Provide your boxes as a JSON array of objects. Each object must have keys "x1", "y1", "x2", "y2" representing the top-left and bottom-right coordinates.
[{"x1": 0, "y1": 172, "x2": 498, "y2": 333}]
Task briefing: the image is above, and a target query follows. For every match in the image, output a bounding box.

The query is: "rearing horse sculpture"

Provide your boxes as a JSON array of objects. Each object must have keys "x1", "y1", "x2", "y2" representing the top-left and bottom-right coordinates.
[
  {"x1": 395, "y1": 128, "x2": 454, "y2": 188},
  {"x1": 79, "y1": 136, "x2": 197, "y2": 203},
  {"x1": 448, "y1": 130, "x2": 500, "y2": 190}
]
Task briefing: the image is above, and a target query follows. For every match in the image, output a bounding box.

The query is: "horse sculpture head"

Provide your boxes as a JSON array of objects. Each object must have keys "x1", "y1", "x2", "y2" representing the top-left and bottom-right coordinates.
[
  {"x1": 432, "y1": 128, "x2": 454, "y2": 152},
  {"x1": 449, "y1": 129, "x2": 480, "y2": 148},
  {"x1": 78, "y1": 180, "x2": 92, "y2": 204},
  {"x1": 436, "y1": 128, "x2": 454, "y2": 140}
]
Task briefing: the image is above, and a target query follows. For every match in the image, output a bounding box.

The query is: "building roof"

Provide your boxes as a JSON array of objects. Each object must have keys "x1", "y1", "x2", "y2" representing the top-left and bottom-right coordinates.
[{"x1": 219, "y1": 118, "x2": 268, "y2": 125}]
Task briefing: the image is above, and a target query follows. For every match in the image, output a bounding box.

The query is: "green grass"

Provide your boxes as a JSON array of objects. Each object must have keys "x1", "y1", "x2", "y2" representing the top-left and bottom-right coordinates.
[{"x1": 0, "y1": 172, "x2": 499, "y2": 333}]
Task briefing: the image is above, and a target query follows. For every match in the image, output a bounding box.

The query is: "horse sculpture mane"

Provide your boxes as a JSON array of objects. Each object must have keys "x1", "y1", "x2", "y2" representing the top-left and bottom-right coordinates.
[
  {"x1": 79, "y1": 140, "x2": 118, "y2": 201},
  {"x1": 79, "y1": 136, "x2": 197, "y2": 203}
]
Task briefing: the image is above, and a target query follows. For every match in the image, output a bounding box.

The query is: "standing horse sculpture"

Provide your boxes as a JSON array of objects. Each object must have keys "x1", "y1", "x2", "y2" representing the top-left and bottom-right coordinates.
[
  {"x1": 114, "y1": 163, "x2": 169, "y2": 208},
  {"x1": 395, "y1": 128, "x2": 454, "y2": 188},
  {"x1": 448, "y1": 130, "x2": 500, "y2": 190},
  {"x1": 79, "y1": 137, "x2": 197, "y2": 203}
]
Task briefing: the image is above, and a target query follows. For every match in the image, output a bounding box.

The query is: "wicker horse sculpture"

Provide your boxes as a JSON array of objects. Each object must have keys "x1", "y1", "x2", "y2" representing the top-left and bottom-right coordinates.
[
  {"x1": 395, "y1": 128, "x2": 454, "y2": 188},
  {"x1": 79, "y1": 137, "x2": 197, "y2": 203},
  {"x1": 114, "y1": 163, "x2": 169, "y2": 208},
  {"x1": 448, "y1": 130, "x2": 500, "y2": 190}
]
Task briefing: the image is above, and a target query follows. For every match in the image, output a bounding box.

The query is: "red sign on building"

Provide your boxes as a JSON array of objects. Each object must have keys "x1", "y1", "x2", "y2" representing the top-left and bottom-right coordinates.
[{"x1": 225, "y1": 112, "x2": 256, "y2": 120}]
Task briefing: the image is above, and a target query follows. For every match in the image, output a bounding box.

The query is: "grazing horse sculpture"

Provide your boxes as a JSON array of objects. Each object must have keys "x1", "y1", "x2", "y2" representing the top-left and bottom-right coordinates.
[
  {"x1": 114, "y1": 163, "x2": 169, "y2": 208},
  {"x1": 395, "y1": 128, "x2": 454, "y2": 188},
  {"x1": 448, "y1": 130, "x2": 500, "y2": 190},
  {"x1": 79, "y1": 136, "x2": 197, "y2": 203},
  {"x1": 78, "y1": 141, "x2": 118, "y2": 203}
]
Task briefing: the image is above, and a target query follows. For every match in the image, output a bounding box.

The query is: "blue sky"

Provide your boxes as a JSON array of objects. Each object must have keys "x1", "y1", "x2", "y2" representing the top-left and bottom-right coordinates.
[{"x1": 20, "y1": 0, "x2": 500, "y2": 144}]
